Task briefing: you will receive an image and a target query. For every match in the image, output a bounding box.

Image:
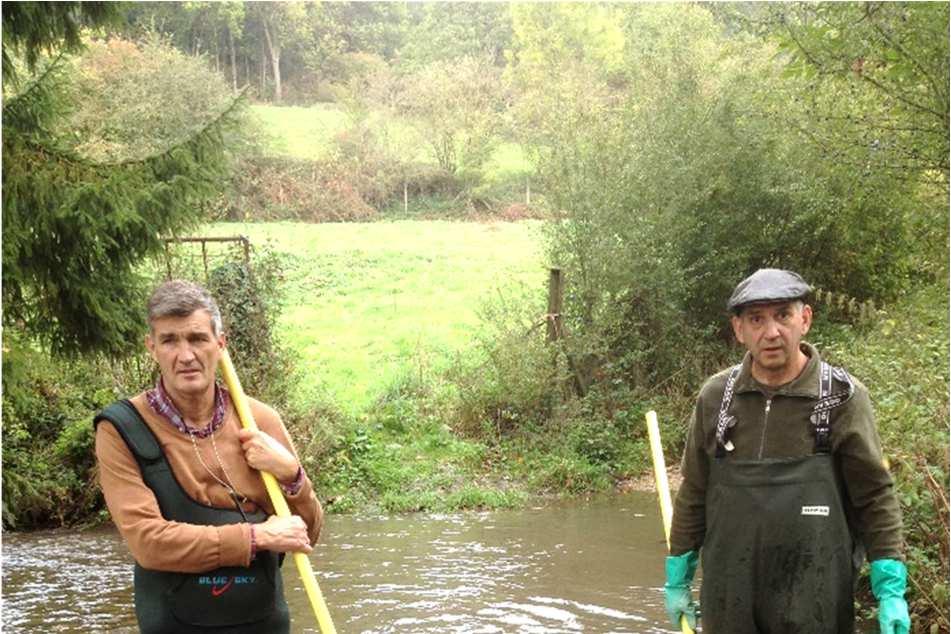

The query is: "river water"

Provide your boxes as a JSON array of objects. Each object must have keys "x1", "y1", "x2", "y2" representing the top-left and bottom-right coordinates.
[{"x1": 3, "y1": 494, "x2": 678, "y2": 633}]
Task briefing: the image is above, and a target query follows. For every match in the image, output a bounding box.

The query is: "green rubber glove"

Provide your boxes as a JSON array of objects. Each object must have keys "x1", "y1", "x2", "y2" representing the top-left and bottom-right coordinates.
[
  {"x1": 664, "y1": 550, "x2": 699, "y2": 629},
  {"x1": 870, "y1": 559, "x2": 910, "y2": 634}
]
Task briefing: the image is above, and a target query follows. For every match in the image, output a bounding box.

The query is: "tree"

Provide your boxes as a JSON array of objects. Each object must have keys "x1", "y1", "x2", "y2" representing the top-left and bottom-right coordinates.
[
  {"x1": 248, "y1": 2, "x2": 311, "y2": 104},
  {"x1": 401, "y1": 3, "x2": 513, "y2": 69},
  {"x1": 2, "y1": 1, "x2": 246, "y2": 354},
  {"x1": 67, "y1": 35, "x2": 239, "y2": 161},
  {"x1": 512, "y1": 3, "x2": 918, "y2": 387},
  {"x1": 1, "y1": 1, "x2": 122, "y2": 83},
  {"x1": 401, "y1": 55, "x2": 505, "y2": 177},
  {"x1": 767, "y1": 2, "x2": 949, "y2": 190}
]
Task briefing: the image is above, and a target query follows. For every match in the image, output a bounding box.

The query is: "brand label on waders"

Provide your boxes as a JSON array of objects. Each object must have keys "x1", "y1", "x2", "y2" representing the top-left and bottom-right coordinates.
[
  {"x1": 198, "y1": 575, "x2": 258, "y2": 597},
  {"x1": 801, "y1": 505, "x2": 830, "y2": 516}
]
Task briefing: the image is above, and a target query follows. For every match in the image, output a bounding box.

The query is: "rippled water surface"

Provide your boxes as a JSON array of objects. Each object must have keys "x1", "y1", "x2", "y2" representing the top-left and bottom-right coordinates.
[{"x1": 4, "y1": 494, "x2": 676, "y2": 633}]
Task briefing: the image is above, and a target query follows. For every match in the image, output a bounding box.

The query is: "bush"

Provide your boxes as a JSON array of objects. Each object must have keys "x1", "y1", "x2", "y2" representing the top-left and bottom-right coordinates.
[
  {"x1": 67, "y1": 33, "x2": 240, "y2": 161},
  {"x1": 221, "y1": 155, "x2": 378, "y2": 222},
  {"x1": 401, "y1": 55, "x2": 506, "y2": 176},
  {"x1": 520, "y1": 4, "x2": 921, "y2": 397},
  {"x1": 206, "y1": 248, "x2": 296, "y2": 409},
  {"x1": 816, "y1": 283, "x2": 949, "y2": 630},
  {"x1": 449, "y1": 282, "x2": 564, "y2": 439},
  {"x1": 1, "y1": 331, "x2": 129, "y2": 528}
]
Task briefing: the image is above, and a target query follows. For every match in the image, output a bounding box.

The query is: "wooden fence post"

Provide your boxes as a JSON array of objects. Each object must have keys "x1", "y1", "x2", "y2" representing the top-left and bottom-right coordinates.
[{"x1": 547, "y1": 268, "x2": 563, "y2": 341}]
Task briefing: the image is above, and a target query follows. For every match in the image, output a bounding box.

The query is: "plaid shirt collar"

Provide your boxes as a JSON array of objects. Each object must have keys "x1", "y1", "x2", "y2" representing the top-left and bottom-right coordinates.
[{"x1": 146, "y1": 377, "x2": 230, "y2": 438}]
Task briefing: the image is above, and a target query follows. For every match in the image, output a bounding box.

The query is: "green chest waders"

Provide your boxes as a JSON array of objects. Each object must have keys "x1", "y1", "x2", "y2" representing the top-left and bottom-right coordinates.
[
  {"x1": 701, "y1": 363, "x2": 859, "y2": 634},
  {"x1": 95, "y1": 400, "x2": 290, "y2": 634}
]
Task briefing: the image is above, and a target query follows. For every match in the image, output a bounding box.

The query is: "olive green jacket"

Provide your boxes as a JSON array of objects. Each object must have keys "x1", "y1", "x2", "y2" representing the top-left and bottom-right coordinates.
[{"x1": 670, "y1": 342, "x2": 903, "y2": 561}]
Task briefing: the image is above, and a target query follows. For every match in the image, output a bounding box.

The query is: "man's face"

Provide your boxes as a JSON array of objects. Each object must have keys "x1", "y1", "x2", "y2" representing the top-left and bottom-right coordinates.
[
  {"x1": 731, "y1": 301, "x2": 812, "y2": 381},
  {"x1": 146, "y1": 310, "x2": 224, "y2": 401}
]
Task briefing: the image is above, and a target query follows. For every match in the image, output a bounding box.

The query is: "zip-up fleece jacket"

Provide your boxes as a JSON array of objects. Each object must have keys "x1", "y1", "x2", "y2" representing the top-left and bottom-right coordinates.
[{"x1": 670, "y1": 342, "x2": 903, "y2": 561}]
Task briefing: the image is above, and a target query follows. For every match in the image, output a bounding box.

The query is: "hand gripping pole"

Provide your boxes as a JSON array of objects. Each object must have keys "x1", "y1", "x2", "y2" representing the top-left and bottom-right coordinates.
[
  {"x1": 646, "y1": 410, "x2": 694, "y2": 634},
  {"x1": 219, "y1": 348, "x2": 337, "y2": 634}
]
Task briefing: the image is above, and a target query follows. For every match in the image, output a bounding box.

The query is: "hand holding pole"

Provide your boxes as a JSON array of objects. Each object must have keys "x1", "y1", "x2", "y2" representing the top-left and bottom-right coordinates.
[
  {"x1": 646, "y1": 410, "x2": 695, "y2": 634},
  {"x1": 220, "y1": 348, "x2": 337, "y2": 634}
]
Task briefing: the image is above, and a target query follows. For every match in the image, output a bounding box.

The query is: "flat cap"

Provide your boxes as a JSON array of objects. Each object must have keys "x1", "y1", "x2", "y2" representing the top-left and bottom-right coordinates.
[{"x1": 727, "y1": 268, "x2": 812, "y2": 312}]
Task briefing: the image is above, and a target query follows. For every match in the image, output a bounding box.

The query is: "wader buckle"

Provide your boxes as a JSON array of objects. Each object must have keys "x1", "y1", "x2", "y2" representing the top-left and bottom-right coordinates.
[
  {"x1": 810, "y1": 362, "x2": 854, "y2": 453},
  {"x1": 715, "y1": 365, "x2": 743, "y2": 457}
]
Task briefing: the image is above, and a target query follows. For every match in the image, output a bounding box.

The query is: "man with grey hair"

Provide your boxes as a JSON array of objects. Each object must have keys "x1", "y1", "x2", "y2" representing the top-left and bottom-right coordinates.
[
  {"x1": 663, "y1": 269, "x2": 909, "y2": 633},
  {"x1": 94, "y1": 279, "x2": 322, "y2": 633}
]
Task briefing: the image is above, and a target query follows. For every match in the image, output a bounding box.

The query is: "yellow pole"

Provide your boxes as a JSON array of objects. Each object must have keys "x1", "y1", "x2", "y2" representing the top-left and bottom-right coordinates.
[
  {"x1": 645, "y1": 410, "x2": 695, "y2": 634},
  {"x1": 219, "y1": 348, "x2": 337, "y2": 634}
]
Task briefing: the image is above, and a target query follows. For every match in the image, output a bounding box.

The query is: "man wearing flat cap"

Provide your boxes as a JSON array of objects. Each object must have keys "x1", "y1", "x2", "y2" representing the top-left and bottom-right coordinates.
[{"x1": 663, "y1": 269, "x2": 909, "y2": 633}]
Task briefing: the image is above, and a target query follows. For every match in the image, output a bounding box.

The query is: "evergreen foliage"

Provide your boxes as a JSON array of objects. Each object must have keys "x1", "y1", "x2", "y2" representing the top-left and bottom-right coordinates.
[
  {"x1": 3, "y1": 72, "x2": 246, "y2": 354},
  {"x1": 2, "y1": 3, "x2": 248, "y2": 355},
  {"x1": 1, "y1": 1, "x2": 123, "y2": 84}
]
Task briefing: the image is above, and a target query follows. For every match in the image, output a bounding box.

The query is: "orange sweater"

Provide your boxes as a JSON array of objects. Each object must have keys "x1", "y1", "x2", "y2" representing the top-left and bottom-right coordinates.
[{"x1": 95, "y1": 393, "x2": 323, "y2": 573}]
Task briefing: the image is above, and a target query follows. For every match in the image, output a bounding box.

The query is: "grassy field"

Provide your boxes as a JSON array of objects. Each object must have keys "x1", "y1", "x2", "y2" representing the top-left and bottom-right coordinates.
[
  {"x1": 206, "y1": 220, "x2": 545, "y2": 414},
  {"x1": 250, "y1": 104, "x2": 349, "y2": 160}
]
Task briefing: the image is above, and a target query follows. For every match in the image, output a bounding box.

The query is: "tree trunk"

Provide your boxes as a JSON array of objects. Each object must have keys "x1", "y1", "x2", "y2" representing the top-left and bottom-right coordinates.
[
  {"x1": 260, "y1": 47, "x2": 266, "y2": 97},
  {"x1": 262, "y1": 18, "x2": 282, "y2": 104},
  {"x1": 229, "y1": 27, "x2": 237, "y2": 93}
]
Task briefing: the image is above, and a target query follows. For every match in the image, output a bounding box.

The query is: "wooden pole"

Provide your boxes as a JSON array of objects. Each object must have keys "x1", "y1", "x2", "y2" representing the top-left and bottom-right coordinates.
[
  {"x1": 241, "y1": 236, "x2": 251, "y2": 270},
  {"x1": 546, "y1": 267, "x2": 586, "y2": 397},
  {"x1": 201, "y1": 240, "x2": 209, "y2": 284}
]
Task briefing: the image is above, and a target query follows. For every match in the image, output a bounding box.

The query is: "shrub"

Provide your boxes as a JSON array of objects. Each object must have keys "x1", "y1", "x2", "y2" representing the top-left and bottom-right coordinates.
[
  {"x1": 520, "y1": 4, "x2": 920, "y2": 398},
  {"x1": 67, "y1": 33, "x2": 239, "y2": 161},
  {"x1": 816, "y1": 283, "x2": 949, "y2": 630},
  {"x1": 1, "y1": 331, "x2": 124, "y2": 528},
  {"x1": 221, "y1": 155, "x2": 378, "y2": 222},
  {"x1": 449, "y1": 282, "x2": 565, "y2": 439},
  {"x1": 206, "y1": 248, "x2": 296, "y2": 409}
]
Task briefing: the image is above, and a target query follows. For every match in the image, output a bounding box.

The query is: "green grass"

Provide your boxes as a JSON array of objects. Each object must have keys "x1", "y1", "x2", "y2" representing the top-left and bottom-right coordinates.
[
  {"x1": 207, "y1": 220, "x2": 544, "y2": 414},
  {"x1": 250, "y1": 104, "x2": 349, "y2": 160},
  {"x1": 484, "y1": 142, "x2": 533, "y2": 180}
]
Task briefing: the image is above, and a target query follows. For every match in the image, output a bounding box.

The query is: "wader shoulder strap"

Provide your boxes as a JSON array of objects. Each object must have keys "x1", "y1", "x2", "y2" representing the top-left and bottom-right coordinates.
[
  {"x1": 811, "y1": 362, "x2": 855, "y2": 453},
  {"x1": 715, "y1": 364, "x2": 743, "y2": 458},
  {"x1": 95, "y1": 400, "x2": 162, "y2": 463}
]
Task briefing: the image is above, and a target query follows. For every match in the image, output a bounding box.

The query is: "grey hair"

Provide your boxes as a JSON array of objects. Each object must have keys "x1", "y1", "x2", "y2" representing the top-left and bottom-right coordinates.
[{"x1": 147, "y1": 279, "x2": 223, "y2": 335}]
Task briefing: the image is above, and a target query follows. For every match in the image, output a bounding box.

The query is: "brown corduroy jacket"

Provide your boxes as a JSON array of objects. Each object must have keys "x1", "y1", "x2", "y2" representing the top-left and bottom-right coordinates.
[{"x1": 95, "y1": 393, "x2": 323, "y2": 573}]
